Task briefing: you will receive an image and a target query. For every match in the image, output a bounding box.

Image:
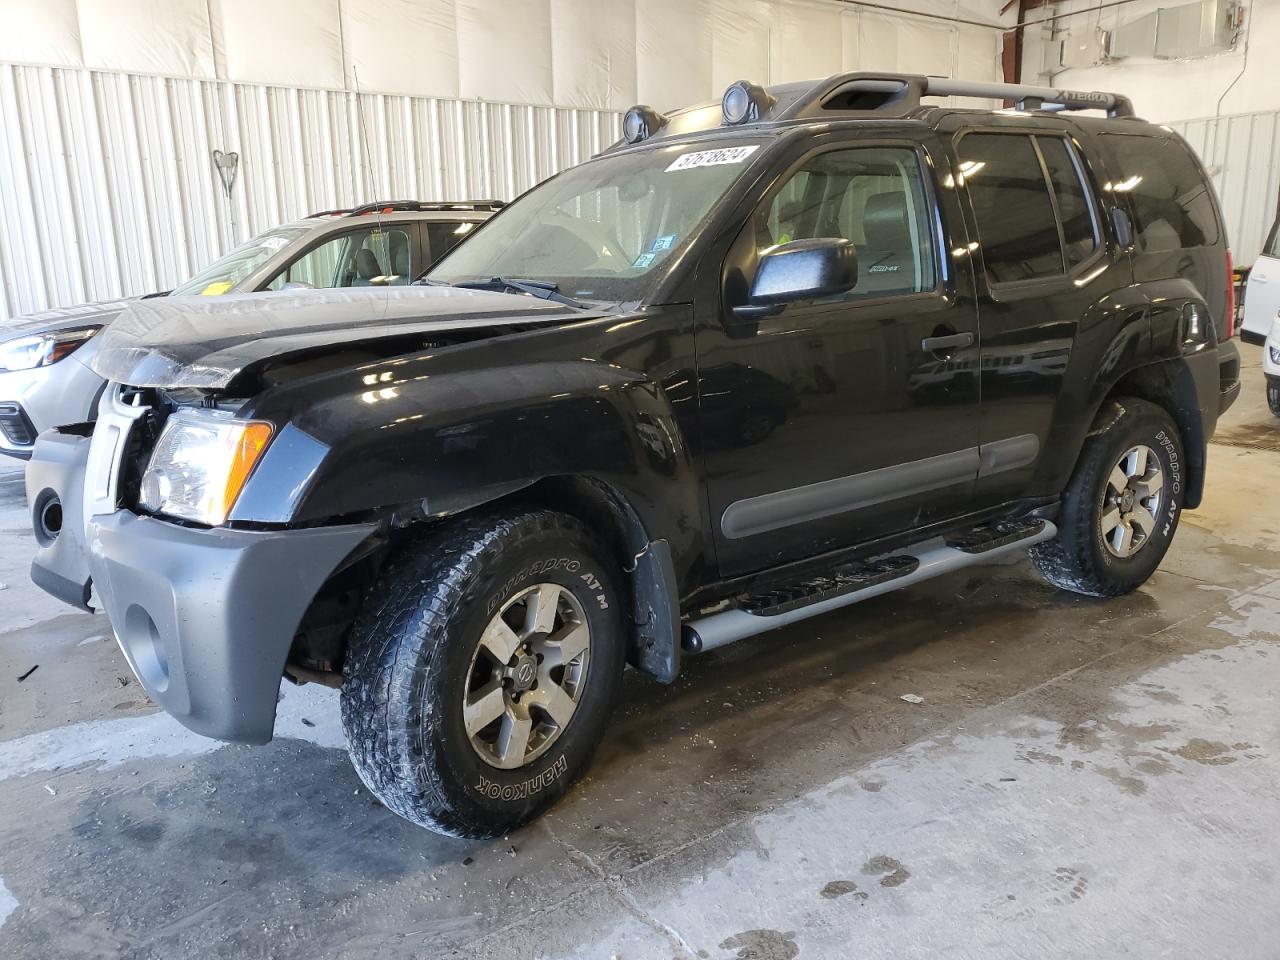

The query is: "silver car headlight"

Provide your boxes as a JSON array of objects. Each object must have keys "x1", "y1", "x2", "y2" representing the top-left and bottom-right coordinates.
[
  {"x1": 139, "y1": 408, "x2": 274, "y2": 525},
  {"x1": 0, "y1": 327, "x2": 99, "y2": 372}
]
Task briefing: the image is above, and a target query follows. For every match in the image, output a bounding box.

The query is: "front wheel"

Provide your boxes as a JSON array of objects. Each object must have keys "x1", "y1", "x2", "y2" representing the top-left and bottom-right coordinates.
[
  {"x1": 341, "y1": 510, "x2": 624, "y2": 838},
  {"x1": 1031, "y1": 397, "x2": 1184, "y2": 597},
  {"x1": 1267, "y1": 379, "x2": 1280, "y2": 418}
]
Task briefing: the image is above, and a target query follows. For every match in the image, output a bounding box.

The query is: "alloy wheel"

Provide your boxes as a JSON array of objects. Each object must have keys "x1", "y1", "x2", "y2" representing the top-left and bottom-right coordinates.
[
  {"x1": 463, "y1": 583, "x2": 591, "y2": 769},
  {"x1": 1100, "y1": 444, "x2": 1164, "y2": 559}
]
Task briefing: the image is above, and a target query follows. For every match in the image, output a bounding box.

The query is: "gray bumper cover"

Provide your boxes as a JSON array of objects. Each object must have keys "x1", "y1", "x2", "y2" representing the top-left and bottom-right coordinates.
[
  {"x1": 26, "y1": 429, "x2": 94, "y2": 610},
  {"x1": 86, "y1": 511, "x2": 375, "y2": 744}
]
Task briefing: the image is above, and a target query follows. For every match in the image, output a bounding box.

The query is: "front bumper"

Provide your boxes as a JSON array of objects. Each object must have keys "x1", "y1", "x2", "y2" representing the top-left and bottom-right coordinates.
[{"x1": 85, "y1": 511, "x2": 375, "y2": 743}]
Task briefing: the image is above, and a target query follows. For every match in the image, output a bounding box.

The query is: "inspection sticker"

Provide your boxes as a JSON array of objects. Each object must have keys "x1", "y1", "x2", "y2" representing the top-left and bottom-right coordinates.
[
  {"x1": 665, "y1": 145, "x2": 759, "y2": 172},
  {"x1": 259, "y1": 236, "x2": 290, "y2": 251}
]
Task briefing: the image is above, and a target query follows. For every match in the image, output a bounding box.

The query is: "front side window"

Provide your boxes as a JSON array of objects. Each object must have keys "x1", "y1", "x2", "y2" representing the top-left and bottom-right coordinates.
[
  {"x1": 1102, "y1": 133, "x2": 1218, "y2": 251},
  {"x1": 268, "y1": 225, "x2": 413, "y2": 290},
  {"x1": 429, "y1": 139, "x2": 770, "y2": 302},
  {"x1": 753, "y1": 146, "x2": 937, "y2": 299},
  {"x1": 958, "y1": 133, "x2": 1064, "y2": 283},
  {"x1": 1262, "y1": 206, "x2": 1280, "y2": 259}
]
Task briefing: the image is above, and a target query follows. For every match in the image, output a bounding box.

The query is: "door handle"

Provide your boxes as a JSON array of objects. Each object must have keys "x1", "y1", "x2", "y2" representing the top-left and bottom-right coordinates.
[{"x1": 921, "y1": 331, "x2": 974, "y2": 353}]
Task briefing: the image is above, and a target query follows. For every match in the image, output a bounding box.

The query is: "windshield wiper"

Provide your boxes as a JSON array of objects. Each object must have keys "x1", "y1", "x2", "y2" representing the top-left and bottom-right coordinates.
[{"x1": 450, "y1": 277, "x2": 588, "y2": 309}]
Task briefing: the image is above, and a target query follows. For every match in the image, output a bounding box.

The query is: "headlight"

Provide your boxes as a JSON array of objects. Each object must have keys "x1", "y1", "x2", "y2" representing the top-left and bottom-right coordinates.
[
  {"x1": 1270, "y1": 345, "x2": 1280, "y2": 365},
  {"x1": 139, "y1": 409, "x2": 274, "y2": 525},
  {"x1": 0, "y1": 327, "x2": 99, "y2": 372}
]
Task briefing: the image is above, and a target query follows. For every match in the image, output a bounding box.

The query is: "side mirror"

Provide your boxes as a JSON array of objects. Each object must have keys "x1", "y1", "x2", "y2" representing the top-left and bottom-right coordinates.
[{"x1": 732, "y1": 238, "x2": 858, "y2": 322}]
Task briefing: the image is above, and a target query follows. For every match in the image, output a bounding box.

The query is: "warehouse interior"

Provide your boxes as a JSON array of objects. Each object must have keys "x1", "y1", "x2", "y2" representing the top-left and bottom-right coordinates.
[{"x1": 2, "y1": 1, "x2": 1280, "y2": 957}]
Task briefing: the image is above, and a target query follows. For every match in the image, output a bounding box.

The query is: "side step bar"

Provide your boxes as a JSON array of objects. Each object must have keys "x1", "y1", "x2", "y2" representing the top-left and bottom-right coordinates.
[{"x1": 683, "y1": 519, "x2": 1057, "y2": 654}]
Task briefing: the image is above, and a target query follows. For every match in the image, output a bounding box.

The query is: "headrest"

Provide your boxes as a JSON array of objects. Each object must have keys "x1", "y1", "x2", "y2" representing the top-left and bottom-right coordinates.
[
  {"x1": 355, "y1": 248, "x2": 381, "y2": 279},
  {"x1": 863, "y1": 191, "x2": 910, "y2": 250}
]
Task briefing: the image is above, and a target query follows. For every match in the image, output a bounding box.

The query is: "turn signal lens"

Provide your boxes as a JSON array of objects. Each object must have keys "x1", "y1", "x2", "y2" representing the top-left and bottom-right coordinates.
[{"x1": 223, "y1": 422, "x2": 274, "y2": 515}]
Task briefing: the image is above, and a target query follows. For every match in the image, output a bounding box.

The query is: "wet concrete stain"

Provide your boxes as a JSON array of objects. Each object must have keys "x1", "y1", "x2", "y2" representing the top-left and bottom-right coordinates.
[
  {"x1": 1166, "y1": 738, "x2": 1243, "y2": 765},
  {"x1": 818, "y1": 880, "x2": 867, "y2": 901},
  {"x1": 1051, "y1": 867, "x2": 1088, "y2": 903},
  {"x1": 862, "y1": 855, "x2": 910, "y2": 887},
  {"x1": 718, "y1": 929, "x2": 799, "y2": 960},
  {"x1": 1019, "y1": 748, "x2": 1065, "y2": 766},
  {"x1": 1094, "y1": 764, "x2": 1147, "y2": 796}
]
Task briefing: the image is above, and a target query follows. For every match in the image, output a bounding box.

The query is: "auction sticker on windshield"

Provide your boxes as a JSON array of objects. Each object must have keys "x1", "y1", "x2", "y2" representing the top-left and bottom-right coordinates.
[{"x1": 665, "y1": 146, "x2": 759, "y2": 172}]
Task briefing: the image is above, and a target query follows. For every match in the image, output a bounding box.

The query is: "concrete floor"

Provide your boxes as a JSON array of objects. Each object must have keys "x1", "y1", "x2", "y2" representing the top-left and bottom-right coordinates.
[{"x1": 2, "y1": 350, "x2": 1279, "y2": 960}]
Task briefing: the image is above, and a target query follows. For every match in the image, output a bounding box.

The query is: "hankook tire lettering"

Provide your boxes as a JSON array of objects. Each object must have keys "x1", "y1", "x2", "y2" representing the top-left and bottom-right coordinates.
[{"x1": 476, "y1": 754, "x2": 569, "y2": 801}]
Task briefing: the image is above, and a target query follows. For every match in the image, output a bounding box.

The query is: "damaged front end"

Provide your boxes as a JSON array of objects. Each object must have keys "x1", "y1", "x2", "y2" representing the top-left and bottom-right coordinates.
[{"x1": 28, "y1": 382, "x2": 377, "y2": 743}]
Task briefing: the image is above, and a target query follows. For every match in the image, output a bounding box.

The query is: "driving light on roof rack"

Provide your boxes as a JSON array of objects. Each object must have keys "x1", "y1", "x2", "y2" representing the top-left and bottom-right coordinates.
[
  {"x1": 722, "y1": 81, "x2": 773, "y2": 126},
  {"x1": 623, "y1": 105, "x2": 667, "y2": 144}
]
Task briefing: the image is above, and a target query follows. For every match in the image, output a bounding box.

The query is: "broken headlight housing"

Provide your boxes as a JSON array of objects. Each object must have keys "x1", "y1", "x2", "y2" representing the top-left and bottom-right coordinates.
[{"x1": 139, "y1": 408, "x2": 273, "y2": 525}]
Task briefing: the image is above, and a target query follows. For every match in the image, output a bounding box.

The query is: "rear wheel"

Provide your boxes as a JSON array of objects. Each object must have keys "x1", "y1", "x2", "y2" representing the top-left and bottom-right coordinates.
[
  {"x1": 1031, "y1": 398, "x2": 1184, "y2": 597},
  {"x1": 341, "y1": 509, "x2": 624, "y2": 838}
]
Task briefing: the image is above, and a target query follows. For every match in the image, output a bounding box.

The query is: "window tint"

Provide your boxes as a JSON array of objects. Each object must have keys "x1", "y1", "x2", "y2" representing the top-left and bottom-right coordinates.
[
  {"x1": 1037, "y1": 136, "x2": 1099, "y2": 268},
  {"x1": 1263, "y1": 213, "x2": 1280, "y2": 259},
  {"x1": 1102, "y1": 134, "x2": 1218, "y2": 251},
  {"x1": 756, "y1": 146, "x2": 937, "y2": 299},
  {"x1": 426, "y1": 221, "x2": 475, "y2": 266},
  {"x1": 268, "y1": 226, "x2": 413, "y2": 290},
  {"x1": 958, "y1": 133, "x2": 1063, "y2": 283}
]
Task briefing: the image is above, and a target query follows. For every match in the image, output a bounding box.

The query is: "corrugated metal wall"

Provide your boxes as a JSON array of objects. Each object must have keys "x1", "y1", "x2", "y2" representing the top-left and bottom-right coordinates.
[
  {"x1": 0, "y1": 63, "x2": 620, "y2": 321},
  {"x1": 1170, "y1": 109, "x2": 1280, "y2": 266}
]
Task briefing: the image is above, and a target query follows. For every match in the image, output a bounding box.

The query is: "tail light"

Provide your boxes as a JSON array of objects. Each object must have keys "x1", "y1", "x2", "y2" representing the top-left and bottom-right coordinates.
[{"x1": 1225, "y1": 249, "x2": 1236, "y2": 338}]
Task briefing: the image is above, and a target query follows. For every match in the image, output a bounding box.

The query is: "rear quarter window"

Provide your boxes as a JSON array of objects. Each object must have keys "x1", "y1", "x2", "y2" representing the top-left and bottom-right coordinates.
[{"x1": 1101, "y1": 134, "x2": 1218, "y2": 251}]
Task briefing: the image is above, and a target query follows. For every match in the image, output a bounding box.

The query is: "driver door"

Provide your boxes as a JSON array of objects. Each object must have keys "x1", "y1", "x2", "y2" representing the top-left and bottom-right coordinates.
[{"x1": 696, "y1": 138, "x2": 982, "y2": 577}]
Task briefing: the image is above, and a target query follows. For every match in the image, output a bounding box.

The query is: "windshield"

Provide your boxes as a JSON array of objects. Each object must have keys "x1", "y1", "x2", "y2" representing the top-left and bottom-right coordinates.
[
  {"x1": 428, "y1": 140, "x2": 769, "y2": 301},
  {"x1": 169, "y1": 225, "x2": 312, "y2": 297}
]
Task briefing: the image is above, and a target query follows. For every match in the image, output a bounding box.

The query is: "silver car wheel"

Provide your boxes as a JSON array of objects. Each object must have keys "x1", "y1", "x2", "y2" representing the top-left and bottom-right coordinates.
[
  {"x1": 463, "y1": 583, "x2": 590, "y2": 770},
  {"x1": 1100, "y1": 444, "x2": 1164, "y2": 559}
]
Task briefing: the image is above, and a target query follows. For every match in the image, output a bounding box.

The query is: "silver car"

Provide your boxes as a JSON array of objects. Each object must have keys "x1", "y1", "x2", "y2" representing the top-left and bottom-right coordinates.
[{"x1": 0, "y1": 200, "x2": 499, "y2": 459}]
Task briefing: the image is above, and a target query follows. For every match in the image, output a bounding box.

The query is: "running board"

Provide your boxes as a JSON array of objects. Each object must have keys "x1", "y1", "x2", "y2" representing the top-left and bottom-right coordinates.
[{"x1": 683, "y1": 519, "x2": 1056, "y2": 654}]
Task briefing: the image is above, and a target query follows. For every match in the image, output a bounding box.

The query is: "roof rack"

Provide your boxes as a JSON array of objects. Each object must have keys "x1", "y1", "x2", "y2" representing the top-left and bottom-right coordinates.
[
  {"x1": 611, "y1": 72, "x2": 1137, "y2": 153},
  {"x1": 779, "y1": 73, "x2": 1135, "y2": 120},
  {"x1": 306, "y1": 200, "x2": 507, "y2": 218}
]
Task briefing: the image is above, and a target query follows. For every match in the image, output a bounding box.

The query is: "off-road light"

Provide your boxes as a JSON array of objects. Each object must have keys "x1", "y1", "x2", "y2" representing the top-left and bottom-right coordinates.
[
  {"x1": 721, "y1": 81, "x2": 772, "y2": 126},
  {"x1": 623, "y1": 105, "x2": 666, "y2": 144}
]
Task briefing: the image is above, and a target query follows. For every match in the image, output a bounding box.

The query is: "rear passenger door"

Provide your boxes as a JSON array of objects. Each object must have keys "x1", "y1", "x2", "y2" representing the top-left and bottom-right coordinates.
[{"x1": 952, "y1": 123, "x2": 1127, "y2": 508}]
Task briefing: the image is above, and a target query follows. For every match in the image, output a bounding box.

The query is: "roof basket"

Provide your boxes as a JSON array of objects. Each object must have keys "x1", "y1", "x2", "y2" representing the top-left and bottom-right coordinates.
[
  {"x1": 307, "y1": 200, "x2": 507, "y2": 218},
  {"x1": 780, "y1": 73, "x2": 1136, "y2": 120}
]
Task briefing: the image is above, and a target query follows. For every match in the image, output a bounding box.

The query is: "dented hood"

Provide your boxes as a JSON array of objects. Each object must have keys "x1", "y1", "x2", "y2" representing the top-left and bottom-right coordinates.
[{"x1": 90, "y1": 286, "x2": 587, "y2": 389}]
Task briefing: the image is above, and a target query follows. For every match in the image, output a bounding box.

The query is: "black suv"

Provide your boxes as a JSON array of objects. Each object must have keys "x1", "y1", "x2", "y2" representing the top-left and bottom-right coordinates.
[{"x1": 27, "y1": 74, "x2": 1241, "y2": 839}]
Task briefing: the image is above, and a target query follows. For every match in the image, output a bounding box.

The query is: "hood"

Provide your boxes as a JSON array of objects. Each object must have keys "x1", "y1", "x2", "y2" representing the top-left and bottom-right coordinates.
[
  {"x1": 0, "y1": 297, "x2": 140, "y2": 341},
  {"x1": 90, "y1": 286, "x2": 592, "y2": 389}
]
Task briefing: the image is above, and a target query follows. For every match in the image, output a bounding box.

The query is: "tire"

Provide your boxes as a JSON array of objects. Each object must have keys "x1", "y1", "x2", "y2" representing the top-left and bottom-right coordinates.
[
  {"x1": 1030, "y1": 397, "x2": 1184, "y2": 597},
  {"x1": 341, "y1": 509, "x2": 624, "y2": 838},
  {"x1": 1268, "y1": 380, "x2": 1280, "y2": 418}
]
